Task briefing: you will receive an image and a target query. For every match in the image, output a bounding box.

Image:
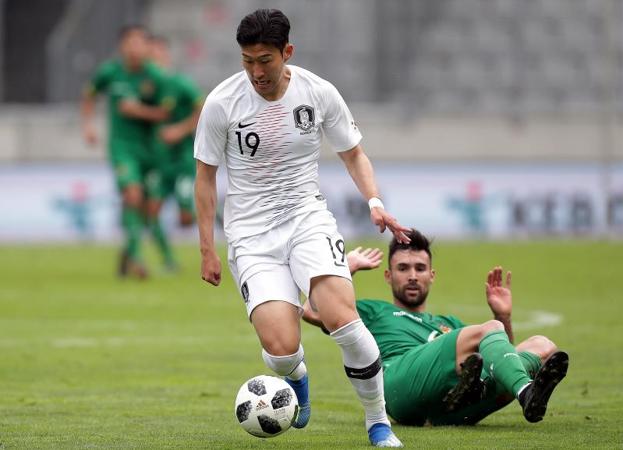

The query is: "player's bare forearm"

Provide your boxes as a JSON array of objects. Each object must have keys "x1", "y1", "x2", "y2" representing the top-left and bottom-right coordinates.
[
  {"x1": 161, "y1": 106, "x2": 201, "y2": 145},
  {"x1": 80, "y1": 94, "x2": 98, "y2": 145},
  {"x1": 80, "y1": 94, "x2": 96, "y2": 119},
  {"x1": 195, "y1": 161, "x2": 222, "y2": 285},
  {"x1": 195, "y1": 161, "x2": 218, "y2": 253},
  {"x1": 339, "y1": 145, "x2": 410, "y2": 242},
  {"x1": 496, "y1": 315, "x2": 514, "y2": 344},
  {"x1": 338, "y1": 145, "x2": 379, "y2": 200},
  {"x1": 118, "y1": 99, "x2": 169, "y2": 122},
  {"x1": 338, "y1": 146, "x2": 410, "y2": 242}
]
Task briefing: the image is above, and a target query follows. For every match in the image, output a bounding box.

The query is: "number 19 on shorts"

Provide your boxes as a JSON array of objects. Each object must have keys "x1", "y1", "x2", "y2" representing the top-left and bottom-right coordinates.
[{"x1": 326, "y1": 237, "x2": 346, "y2": 267}]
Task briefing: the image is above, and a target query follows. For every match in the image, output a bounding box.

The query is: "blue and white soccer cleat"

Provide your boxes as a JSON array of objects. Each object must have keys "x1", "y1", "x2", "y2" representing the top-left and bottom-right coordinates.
[
  {"x1": 285, "y1": 374, "x2": 311, "y2": 428},
  {"x1": 368, "y1": 423, "x2": 403, "y2": 448}
]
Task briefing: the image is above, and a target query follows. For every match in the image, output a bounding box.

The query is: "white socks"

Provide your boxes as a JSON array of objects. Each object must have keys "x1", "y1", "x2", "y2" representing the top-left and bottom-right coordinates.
[
  {"x1": 262, "y1": 344, "x2": 307, "y2": 381},
  {"x1": 330, "y1": 319, "x2": 390, "y2": 430}
]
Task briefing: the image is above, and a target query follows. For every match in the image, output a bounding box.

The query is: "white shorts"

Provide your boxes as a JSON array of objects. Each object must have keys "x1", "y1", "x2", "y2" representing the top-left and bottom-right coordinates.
[{"x1": 227, "y1": 208, "x2": 353, "y2": 317}]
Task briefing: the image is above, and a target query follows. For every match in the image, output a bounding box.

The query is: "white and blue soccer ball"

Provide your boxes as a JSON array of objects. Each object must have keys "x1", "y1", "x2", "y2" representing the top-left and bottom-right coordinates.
[{"x1": 234, "y1": 375, "x2": 298, "y2": 438}]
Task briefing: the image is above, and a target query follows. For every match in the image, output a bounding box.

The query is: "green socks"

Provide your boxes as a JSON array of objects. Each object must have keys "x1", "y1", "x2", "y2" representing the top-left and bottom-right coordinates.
[
  {"x1": 121, "y1": 206, "x2": 143, "y2": 261},
  {"x1": 479, "y1": 330, "x2": 532, "y2": 398},
  {"x1": 146, "y1": 216, "x2": 175, "y2": 266}
]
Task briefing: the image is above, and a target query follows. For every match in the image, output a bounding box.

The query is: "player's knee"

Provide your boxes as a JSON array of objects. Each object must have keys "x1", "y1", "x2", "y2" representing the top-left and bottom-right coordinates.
[
  {"x1": 319, "y1": 305, "x2": 358, "y2": 332},
  {"x1": 528, "y1": 335, "x2": 558, "y2": 361},
  {"x1": 261, "y1": 339, "x2": 300, "y2": 357},
  {"x1": 479, "y1": 319, "x2": 504, "y2": 337},
  {"x1": 262, "y1": 346, "x2": 304, "y2": 376},
  {"x1": 123, "y1": 186, "x2": 143, "y2": 207},
  {"x1": 145, "y1": 200, "x2": 161, "y2": 218}
]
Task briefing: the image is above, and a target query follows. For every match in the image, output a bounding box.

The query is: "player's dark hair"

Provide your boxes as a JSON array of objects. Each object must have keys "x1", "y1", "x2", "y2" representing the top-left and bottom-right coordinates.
[
  {"x1": 388, "y1": 229, "x2": 433, "y2": 267},
  {"x1": 118, "y1": 24, "x2": 147, "y2": 41},
  {"x1": 236, "y1": 9, "x2": 290, "y2": 52}
]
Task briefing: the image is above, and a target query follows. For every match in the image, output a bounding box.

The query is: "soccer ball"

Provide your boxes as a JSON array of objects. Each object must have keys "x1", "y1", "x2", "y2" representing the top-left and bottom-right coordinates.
[{"x1": 234, "y1": 375, "x2": 298, "y2": 438}]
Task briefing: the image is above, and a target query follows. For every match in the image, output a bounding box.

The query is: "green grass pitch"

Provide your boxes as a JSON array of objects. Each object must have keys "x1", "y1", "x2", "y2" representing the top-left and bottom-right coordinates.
[{"x1": 1, "y1": 240, "x2": 622, "y2": 449}]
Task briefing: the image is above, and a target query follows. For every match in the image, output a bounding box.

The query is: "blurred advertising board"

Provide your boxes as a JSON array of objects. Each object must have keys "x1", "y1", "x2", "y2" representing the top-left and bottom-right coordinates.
[{"x1": 1, "y1": 163, "x2": 622, "y2": 242}]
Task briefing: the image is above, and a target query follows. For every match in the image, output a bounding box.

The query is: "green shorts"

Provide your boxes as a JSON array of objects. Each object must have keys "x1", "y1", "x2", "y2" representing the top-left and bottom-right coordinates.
[
  {"x1": 146, "y1": 140, "x2": 195, "y2": 213},
  {"x1": 144, "y1": 166, "x2": 195, "y2": 213},
  {"x1": 109, "y1": 139, "x2": 153, "y2": 191},
  {"x1": 383, "y1": 329, "x2": 542, "y2": 426}
]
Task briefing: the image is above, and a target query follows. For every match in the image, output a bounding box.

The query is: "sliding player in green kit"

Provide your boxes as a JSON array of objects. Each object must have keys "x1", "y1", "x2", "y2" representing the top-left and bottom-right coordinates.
[
  {"x1": 142, "y1": 35, "x2": 204, "y2": 271},
  {"x1": 304, "y1": 229, "x2": 569, "y2": 426},
  {"x1": 81, "y1": 25, "x2": 170, "y2": 278}
]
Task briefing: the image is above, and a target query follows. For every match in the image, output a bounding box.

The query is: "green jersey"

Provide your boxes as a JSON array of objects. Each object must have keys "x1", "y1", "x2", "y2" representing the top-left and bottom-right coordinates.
[
  {"x1": 155, "y1": 71, "x2": 204, "y2": 168},
  {"x1": 86, "y1": 59, "x2": 167, "y2": 146},
  {"x1": 356, "y1": 299, "x2": 466, "y2": 362}
]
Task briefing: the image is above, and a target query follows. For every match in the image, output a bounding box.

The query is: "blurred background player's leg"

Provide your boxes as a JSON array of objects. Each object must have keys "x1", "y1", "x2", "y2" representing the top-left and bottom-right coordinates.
[
  {"x1": 144, "y1": 168, "x2": 177, "y2": 272},
  {"x1": 114, "y1": 153, "x2": 148, "y2": 279},
  {"x1": 174, "y1": 171, "x2": 196, "y2": 227}
]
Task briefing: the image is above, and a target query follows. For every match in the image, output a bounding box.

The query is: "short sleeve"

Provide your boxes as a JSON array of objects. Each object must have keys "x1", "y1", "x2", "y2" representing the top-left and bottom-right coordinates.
[
  {"x1": 321, "y1": 82, "x2": 362, "y2": 152},
  {"x1": 85, "y1": 61, "x2": 116, "y2": 96},
  {"x1": 194, "y1": 96, "x2": 228, "y2": 166}
]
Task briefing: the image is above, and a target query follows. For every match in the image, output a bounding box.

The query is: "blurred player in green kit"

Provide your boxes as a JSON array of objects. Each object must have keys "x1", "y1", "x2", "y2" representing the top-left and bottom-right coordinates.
[
  {"x1": 143, "y1": 35, "x2": 204, "y2": 271},
  {"x1": 81, "y1": 25, "x2": 171, "y2": 278},
  {"x1": 304, "y1": 229, "x2": 569, "y2": 426}
]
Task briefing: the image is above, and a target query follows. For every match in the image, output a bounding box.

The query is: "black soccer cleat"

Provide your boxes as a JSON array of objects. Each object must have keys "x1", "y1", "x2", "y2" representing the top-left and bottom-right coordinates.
[
  {"x1": 443, "y1": 352, "x2": 486, "y2": 413},
  {"x1": 519, "y1": 350, "x2": 569, "y2": 423}
]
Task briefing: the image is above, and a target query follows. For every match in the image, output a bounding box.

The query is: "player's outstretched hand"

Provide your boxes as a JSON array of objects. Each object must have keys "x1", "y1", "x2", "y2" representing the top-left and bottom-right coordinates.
[
  {"x1": 370, "y1": 207, "x2": 411, "y2": 243},
  {"x1": 347, "y1": 247, "x2": 383, "y2": 274},
  {"x1": 201, "y1": 249, "x2": 222, "y2": 286},
  {"x1": 485, "y1": 266, "x2": 512, "y2": 318}
]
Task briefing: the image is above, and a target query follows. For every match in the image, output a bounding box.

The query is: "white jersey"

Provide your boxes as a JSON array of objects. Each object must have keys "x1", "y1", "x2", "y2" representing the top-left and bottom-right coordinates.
[{"x1": 194, "y1": 65, "x2": 362, "y2": 242}]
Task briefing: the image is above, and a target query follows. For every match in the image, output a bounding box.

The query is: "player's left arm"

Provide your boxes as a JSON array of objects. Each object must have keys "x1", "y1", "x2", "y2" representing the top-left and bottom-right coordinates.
[
  {"x1": 485, "y1": 266, "x2": 514, "y2": 343},
  {"x1": 160, "y1": 102, "x2": 202, "y2": 145},
  {"x1": 161, "y1": 77, "x2": 204, "y2": 145},
  {"x1": 338, "y1": 145, "x2": 410, "y2": 243},
  {"x1": 118, "y1": 98, "x2": 170, "y2": 122}
]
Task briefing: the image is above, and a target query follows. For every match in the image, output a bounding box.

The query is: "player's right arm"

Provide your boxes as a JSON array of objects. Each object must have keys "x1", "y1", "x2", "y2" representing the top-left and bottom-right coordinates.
[
  {"x1": 80, "y1": 90, "x2": 99, "y2": 146},
  {"x1": 193, "y1": 93, "x2": 228, "y2": 287},
  {"x1": 196, "y1": 161, "x2": 221, "y2": 285},
  {"x1": 80, "y1": 60, "x2": 116, "y2": 146}
]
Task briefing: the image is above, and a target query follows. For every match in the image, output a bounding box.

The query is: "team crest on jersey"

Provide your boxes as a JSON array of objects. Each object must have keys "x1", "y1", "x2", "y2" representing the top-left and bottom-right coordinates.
[
  {"x1": 293, "y1": 105, "x2": 315, "y2": 134},
  {"x1": 439, "y1": 325, "x2": 452, "y2": 334}
]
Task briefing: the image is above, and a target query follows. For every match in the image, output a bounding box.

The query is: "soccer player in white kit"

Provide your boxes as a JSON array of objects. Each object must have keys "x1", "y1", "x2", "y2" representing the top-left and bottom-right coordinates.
[{"x1": 194, "y1": 9, "x2": 408, "y2": 447}]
